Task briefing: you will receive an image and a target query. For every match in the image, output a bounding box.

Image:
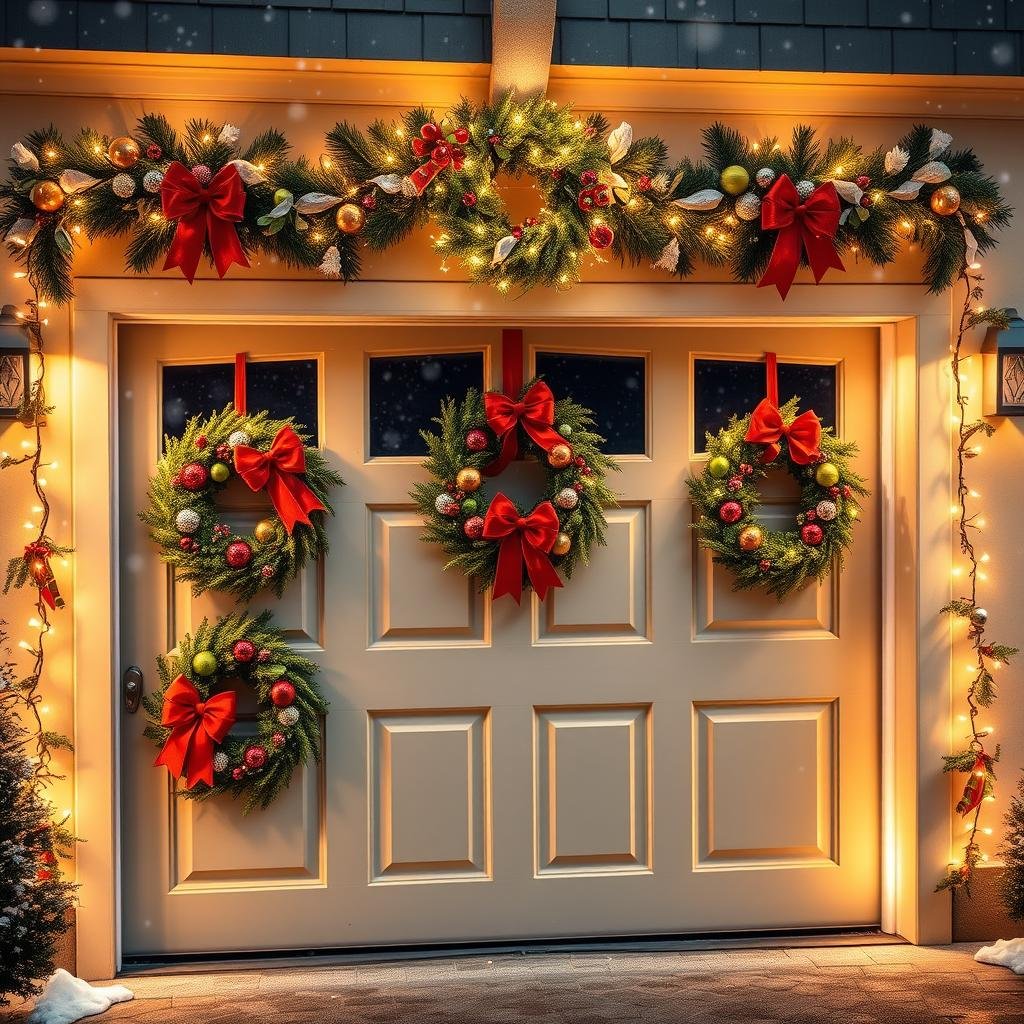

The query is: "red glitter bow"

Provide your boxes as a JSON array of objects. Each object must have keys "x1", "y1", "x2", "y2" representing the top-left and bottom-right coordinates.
[
  {"x1": 153, "y1": 675, "x2": 236, "y2": 789},
  {"x1": 161, "y1": 161, "x2": 250, "y2": 284},
  {"x1": 482, "y1": 494, "x2": 563, "y2": 604},
  {"x1": 234, "y1": 426, "x2": 326, "y2": 535},
  {"x1": 409, "y1": 122, "x2": 468, "y2": 195},
  {"x1": 757, "y1": 175, "x2": 845, "y2": 300}
]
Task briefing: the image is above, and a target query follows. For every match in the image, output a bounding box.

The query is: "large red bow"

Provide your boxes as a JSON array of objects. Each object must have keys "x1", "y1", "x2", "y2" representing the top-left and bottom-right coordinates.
[
  {"x1": 153, "y1": 675, "x2": 236, "y2": 789},
  {"x1": 234, "y1": 426, "x2": 326, "y2": 535},
  {"x1": 24, "y1": 542, "x2": 64, "y2": 610},
  {"x1": 483, "y1": 380, "x2": 566, "y2": 477},
  {"x1": 744, "y1": 401, "x2": 822, "y2": 465},
  {"x1": 757, "y1": 175, "x2": 845, "y2": 300},
  {"x1": 161, "y1": 161, "x2": 250, "y2": 284},
  {"x1": 409, "y1": 122, "x2": 468, "y2": 195},
  {"x1": 483, "y1": 494, "x2": 563, "y2": 604}
]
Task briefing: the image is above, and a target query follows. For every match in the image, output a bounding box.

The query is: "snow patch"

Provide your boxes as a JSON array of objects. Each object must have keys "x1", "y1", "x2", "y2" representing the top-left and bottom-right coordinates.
[
  {"x1": 976, "y1": 938, "x2": 1024, "y2": 975},
  {"x1": 28, "y1": 970, "x2": 133, "y2": 1024}
]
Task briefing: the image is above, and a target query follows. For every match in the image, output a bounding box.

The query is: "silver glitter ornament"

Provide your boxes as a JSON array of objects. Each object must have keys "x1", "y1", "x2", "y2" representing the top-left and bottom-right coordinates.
[
  {"x1": 555, "y1": 487, "x2": 579, "y2": 510},
  {"x1": 755, "y1": 167, "x2": 776, "y2": 189},
  {"x1": 434, "y1": 493, "x2": 459, "y2": 516},
  {"x1": 143, "y1": 170, "x2": 164, "y2": 194},
  {"x1": 227, "y1": 429, "x2": 251, "y2": 448},
  {"x1": 735, "y1": 192, "x2": 762, "y2": 222},
  {"x1": 558, "y1": 423, "x2": 572, "y2": 438},
  {"x1": 212, "y1": 751, "x2": 230, "y2": 774},
  {"x1": 111, "y1": 173, "x2": 136, "y2": 199},
  {"x1": 971, "y1": 607, "x2": 988, "y2": 625},
  {"x1": 796, "y1": 179, "x2": 816, "y2": 200},
  {"x1": 815, "y1": 500, "x2": 838, "y2": 522},
  {"x1": 277, "y1": 706, "x2": 300, "y2": 727},
  {"x1": 175, "y1": 508, "x2": 201, "y2": 534}
]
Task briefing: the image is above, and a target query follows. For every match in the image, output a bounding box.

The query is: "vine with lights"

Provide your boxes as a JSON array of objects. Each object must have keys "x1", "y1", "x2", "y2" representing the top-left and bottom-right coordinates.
[{"x1": 0, "y1": 101, "x2": 1010, "y2": 303}]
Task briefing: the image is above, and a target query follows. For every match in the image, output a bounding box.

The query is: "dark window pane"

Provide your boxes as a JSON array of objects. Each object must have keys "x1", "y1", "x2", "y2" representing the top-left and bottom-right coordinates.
[
  {"x1": 534, "y1": 351, "x2": 646, "y2": 455},
  {"x1": 162, "y1": 359, "x2": 320, "y2": 445},
  {"x1": 369, "y1": 352, "x2": 484, "y2": 457},
  {"x1": 693, "y1": 359, "x2": 837, "y2": 453}
]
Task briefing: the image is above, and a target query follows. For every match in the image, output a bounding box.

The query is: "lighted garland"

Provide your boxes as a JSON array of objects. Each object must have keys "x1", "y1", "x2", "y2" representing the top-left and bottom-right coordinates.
[
  {"x1": 0, "y1": 101, "x2": 1010, "y2": 304},
  {"x1": 410, "y1": 383, "x2": 616, "y2": 601},
  {"x1": 140, "y1": 405, "x2": 343, "y2": 602},
  {"x1": 144, "y1": 611, "x2": 327, "y2": 813}
]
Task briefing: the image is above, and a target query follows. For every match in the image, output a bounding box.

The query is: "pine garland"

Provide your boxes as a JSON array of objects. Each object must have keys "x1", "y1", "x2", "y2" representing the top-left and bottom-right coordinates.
[{"x1": 2, "y1": 105, "x2": 1010, "y2": 304}]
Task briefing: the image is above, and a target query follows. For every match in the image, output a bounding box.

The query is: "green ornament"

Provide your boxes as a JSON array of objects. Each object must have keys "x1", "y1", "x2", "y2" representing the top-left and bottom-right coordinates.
[
  {"x1": 720, "y1": 165, "x2": 750, "y2": 196},
  {"x1": 273, "y1": 187, "x2": 292, "y2": 206},
  {"x1": 815, "y1": 462, "x2": 840, "y2": 487},
  {"x1": 708, "y1": 455, "x2": 731, "y2": 479},
  {"x1": 558, "y1": 423, "x2": 572, "y2": 438},
  {"x1": 192, "y1": 651, "x2": 218, "y2": 677},
  {"x1": 210, "y1": 462, "x2": 230, "y2": 483},
  {"x1": 462, "y1": 498, "x2": 478, "y2": 514}
]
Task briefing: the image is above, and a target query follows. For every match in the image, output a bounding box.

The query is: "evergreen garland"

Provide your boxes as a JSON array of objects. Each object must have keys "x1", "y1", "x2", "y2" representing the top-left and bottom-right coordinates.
[
  {"x1": 1, "y1": 104, "x2": 1010, "y2": 304},
  {"x1": 410, "y1": 383, "x2": 617, "y2": 595},
  {"x1": 143, "y1": 611, "x2": 328, "y2": 813},
  {"x1": 687, "y1": 399, "x2": 867, "y2": 599}
]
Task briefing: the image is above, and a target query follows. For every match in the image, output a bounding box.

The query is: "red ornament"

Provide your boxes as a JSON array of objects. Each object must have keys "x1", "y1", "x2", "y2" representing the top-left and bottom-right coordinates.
[
  {"x1": 466, "y1": 428, "x2": 489, "y2": 451},
  {"x1": 179, "y1": 537, "x2": 192, "y2": 551},
  {"x1": 580, "y1": 169, "x2": 598, "y2": 186},
  {"x1": 636, "y1": 175, "x2": 652, "y2": 192},
  {"x1": 232, "y1": 767, "x2": 245, "y2": 781},
  {"x1": 225, "y1": 540, "x2": 253, "y2": 568},
  {"x1": 463, "y1": 515, "x2": 485, "y2": 540},
  {"x1": 180, "y1": 462, "x2": 209, "y2": 491},
  {"x1": 270, "y1": 680, "x2": 296, "y2": 707},
  {"x1": 727, "y1": 476, "x2": 743, "y2": 491},
  {"x1": 800, "y1": 523, "x2": 824, "y2": 546},
  {"x1": 829, "y1": 485, "x2": 841, "y2": 498},
  {"x1": 146, "y1": 143, "x2": 162, "y2": 161},
  {"x1": 804, "y1": 509, "x2": 816, "y2": 522},
  {"x1": 589, "y1": 224, "x2": 614, "y2": 250},
  {"x1": 855, "y1": 175, "x2": 871, "y2": 188},
  {"x1": 36, "y1": 869, "x2": 53, "y2": 881},
  {"x1": 40, "y1": 850, "x2": 56, "y2": 865},
  {"x1": 232, "y1": 639, "x2": 256, "y2": 663},
  {"x1": 759, "y1": 559, "x2": 772, "y2": 572},
  {"x1": 488, "y1": 133, "x2": 502, "y2": 146},
  {"x1": 859, "y1": 194, "x2": 873, "y2": 208},
  {"x1": 272, "y1": 732, "x2": 286, "y2": 748},
  {"x1": 361, "y1": 193, "x2": 377, "y2": 210},
  {"x1": 260, "y1": 565, "x2": 274, "y2": 579},
  {"x1": 573, "y1": 482, "x2": 584, "y2": 492},
  {"x1": 512, "y1": 226, "x2": 523, "y2": 239},
  {"x1": 462, "y1": 191, "x2": 477, "y2": 207},
  {"x1": 195, "y1": 434, "x2": 208, "y2": 450},
  {"x1": 215, "y1": 443, "x2": 231, "y2": 461},
  {"x1": 257, "y1": 648, "x2": 271, "y2": 663},
  {"x1": 551, "y1": 168, "x2": 563, "y2": 181},
  {"x1": 453, "y1": 127, "x2": 470, "y2": 145},
  {"x1": 842, "y1": 485, "x2": 853, "y2": 497},
  {"x1": 719, "y1": 501, "x2": 743, "y2": 524},
  {"x1": 244, "y1": 745, "x2": 267, "y2": 770}
]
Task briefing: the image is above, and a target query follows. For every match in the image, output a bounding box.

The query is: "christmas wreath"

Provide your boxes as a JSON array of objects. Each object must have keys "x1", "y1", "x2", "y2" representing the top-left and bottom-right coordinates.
[
  {"x1": 687, "y1": 355, "x2": 867, "y2": 599},
  {"x1": 144, "y1": 610, "x2": 328, "y2": 813},
  {"x1": 411, "y1": 379, "x2": 617, "y2": 602},
  {"x1": 140, "y1": 404, "x2": 343, "y2": 602}
]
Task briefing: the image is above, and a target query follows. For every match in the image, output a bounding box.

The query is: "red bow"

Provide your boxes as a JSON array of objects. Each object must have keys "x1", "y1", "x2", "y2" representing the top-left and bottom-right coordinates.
[
  {"x1": 153, "y1": 675, "x2": 236, "y2": 789},
  {"x1": 161, "y1": 161, "x2": 250, "y2": 284},
  {"x1": 483, "y1": 380, "x2": 566, "y2": 477},
  {"x1": 409, "y1": 122, "x2": 468, "y2": 195},
  {"x1": 757, "y1": 175, "x2": 845, "y2": 300},
  {"x1": 956, "y1": 752, "x2": 993, "y2": 816},
  {"x1": 234, "y1": 426, "x2": 326, "y2": 535},
  {"x1": 24, "y1": 542, "x2": 64, "y2": 610},
  {"x1": 744, "y1": 401, "x2": 822, "y2": 465},
  {"x1": 483, "y1": 494, "x2": 563, "y2": 604}
]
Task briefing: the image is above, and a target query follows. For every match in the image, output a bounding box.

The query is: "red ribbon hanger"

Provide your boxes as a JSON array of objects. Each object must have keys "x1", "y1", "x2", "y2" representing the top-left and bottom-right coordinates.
[
  {"x1": 234, "y1": 351, "x2": 247, "y2": 416},
  {"x1": 743, "y1": 352, "x2": 823, "y2": 465},
  {"x1": 161, "y1": 161, "x2": 250, "y2": 284},
  {"x1": 153, "y1": 675, "x2": 237, "y2": 789},
  {"x1": 483, "y1": 329, "x2": 565, "y2": 477},
  {"x1": 482, "y1": 493, "x2": 563, "y2": 604},
  {"x1": 757, "y1": 175, "x2": 844, "y2": 300}
]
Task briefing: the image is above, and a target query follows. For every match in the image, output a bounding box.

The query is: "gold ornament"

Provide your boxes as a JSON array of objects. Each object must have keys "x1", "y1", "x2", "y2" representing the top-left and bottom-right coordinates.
[
  {"x1": 930, "y1": 185, "x2": 960, "y2": 217},
  {"x1": 814, "y1": 462, "x2": 840, "y2": 488},
  {"x1": 336, "y1": 203, "x2": 365, "y2": 235},
  {"x1": 455, "y1": 467, "x2": 482, "y2": 492},
  {"x1": 720, "y1": 165, "x2": 750, "y2": 196},
  {"x1": 254, "y1": 518, "x2": 277, "y2": 543},
  {"x1": 547, "y1": 443, "x2": 573, "y2": 469},
  {"x1": 552, "y1": 532, "x2": 571, "y2": 556},
  {"x1": 108, "y1": 136, "x2": 140, "y2": 169},
  {"x1": 738, "y1": 525, "x2": 764, "y2": 552},
  {"x1": 30, "y1": 181, "x2": 64, "y2": 212}
]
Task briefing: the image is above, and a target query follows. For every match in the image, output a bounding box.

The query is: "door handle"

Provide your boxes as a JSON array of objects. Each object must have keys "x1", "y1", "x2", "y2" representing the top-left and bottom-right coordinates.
[{"x1": 123, "y1": 665, "x2": 143, "y2": 714}]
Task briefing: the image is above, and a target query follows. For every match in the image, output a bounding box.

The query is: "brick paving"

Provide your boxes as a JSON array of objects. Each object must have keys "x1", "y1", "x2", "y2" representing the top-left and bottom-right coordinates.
[{"x1": 4, "y1": 942, "x2": 1024, "y2": 1023}]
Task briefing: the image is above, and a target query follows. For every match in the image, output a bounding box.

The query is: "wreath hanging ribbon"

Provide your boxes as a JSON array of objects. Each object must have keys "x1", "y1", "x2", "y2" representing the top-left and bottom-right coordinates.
[
  {"x1": 153, "y1": 675, "x2": 237, "y2": 789},
  {"x1": 409, "y1": 122, "x2": 469, "y2": 195},
  {"x1": 234, "y1": 425, "x2": 326, "y2": 534},
  {"x1": 160, "y1": 161, "x2": 251, "y2": 283},
  {"x1": 757, "y1": 175, "x2": 844, "y2": 300},
  {"x1": 743, "y1": 352, "x2": 822, "y2": 465},
  {"x1": 483, "y1": 493, "x2": 563, "y2": 604}
]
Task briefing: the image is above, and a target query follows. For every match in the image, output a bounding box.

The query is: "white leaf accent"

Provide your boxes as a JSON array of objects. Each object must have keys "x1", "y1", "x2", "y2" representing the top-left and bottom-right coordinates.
[
  {"x1": 319, "y1": 245, "x2": 341, "y2": 279},
  {"x1": 268, "y1": 195, "x2": 294, "y2": 218},
  {"x1": 491, "y1": 234, "x2": 519, "y2": 268},
  {"x1": 652, "y1": 237, "x2": 679, "y2": 273},
  {"x1": 5, "y1": 217, "x2": 38, "y2": 247},
  {"x1": 887, "y1": 180, "x2": 924, "y2": 201},
  {"x1": 839, "y1": 207, "x2": 852, "y2": 226},
  {"x1": 218, "y1": 123, "x2": 241, "y2": 145},
  {"x1": 11, "y1": 142, "x2": 39, "y2": 172},
  {"x1": 672, "y1": 189, "x2": 724, "y2": 211},
  {"x1": 370, "y1": 174, "x2": 404, "y2": 194},
  {"x1": 294, "y1": 192, "x2": 344, "y2": 214},
  {"x1": 607, "y1": 122, "x2": 633, "y2": 164},
  {"x1": 884, "y1": 145, "x2": 909, "y2": 175},
  {"x1": 929, "y1": 129, "x2": 953, "y2": 159},
  {"x1": 963, "y1": 223, "x2": 981, "y2": 276},
  {"x1": 912, "y1": 161, "x2": 951, "y2": 184},
  {"x1": 227, "y1": 159, "x2": 264, "y2": 184},
  {"x1": 827, "y1": 179, "x2": 864, "y2": 206},
  {"x1": 58, "y1": 169, "x2": 99, "y2": 194}
]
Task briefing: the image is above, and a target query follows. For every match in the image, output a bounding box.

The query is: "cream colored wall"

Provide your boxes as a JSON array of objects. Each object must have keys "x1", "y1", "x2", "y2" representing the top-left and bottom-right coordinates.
[{"x1": 1, "y1": 50, "x2": 1023, "y2": 938}]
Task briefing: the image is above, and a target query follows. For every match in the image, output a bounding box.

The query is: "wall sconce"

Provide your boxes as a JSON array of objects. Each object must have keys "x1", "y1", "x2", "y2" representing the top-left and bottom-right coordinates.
[
  {"x1": 983, "y1": 308, "x2": 1024, "y2": 416},
  {"x1": 0, "y1": 304, "x2": 31, "y2": 418}
]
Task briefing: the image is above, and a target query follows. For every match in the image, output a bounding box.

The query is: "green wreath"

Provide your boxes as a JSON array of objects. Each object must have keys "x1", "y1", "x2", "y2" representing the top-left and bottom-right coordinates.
[
  {"x1": 140, "y1": 405, "x2": 343, "y2": 602},
  {"x1": 410, "y1": 382, "x2": 617, "y2": 601},
  {"x1": 687, "y1": 398, "x2": 867, "y2": 599},
  {"x1": 143, "y1": 611, "x2": 328, "y2": 813}
]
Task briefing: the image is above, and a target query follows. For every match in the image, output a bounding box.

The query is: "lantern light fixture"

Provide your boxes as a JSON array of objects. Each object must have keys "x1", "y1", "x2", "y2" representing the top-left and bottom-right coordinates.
[{"x1": 0, "y1": 303, "x2": 31, "y2": 418}]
